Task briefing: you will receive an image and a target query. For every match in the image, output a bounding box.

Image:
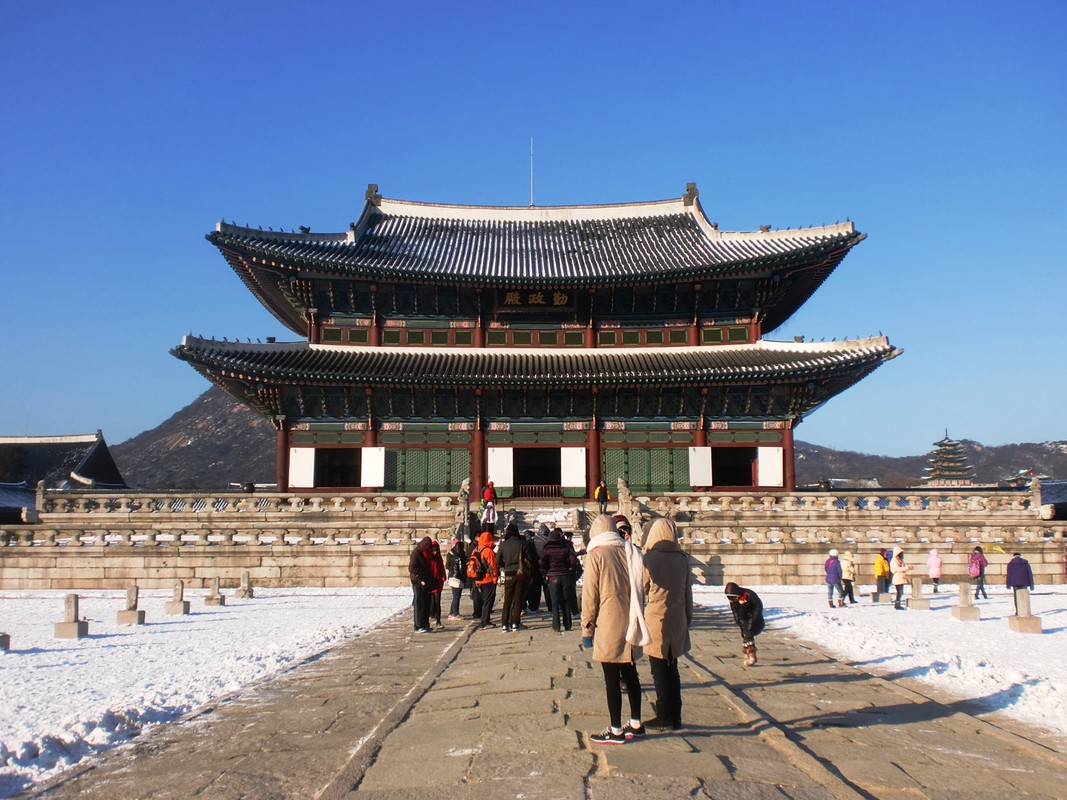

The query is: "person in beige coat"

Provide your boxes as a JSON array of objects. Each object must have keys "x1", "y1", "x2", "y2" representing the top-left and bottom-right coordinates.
[
  {"x1": 582, "y1": 514, "x2": 650, "y2": 745},
  {"x1": 642, "y1": 518, "x2": 692, "y2": 730}
]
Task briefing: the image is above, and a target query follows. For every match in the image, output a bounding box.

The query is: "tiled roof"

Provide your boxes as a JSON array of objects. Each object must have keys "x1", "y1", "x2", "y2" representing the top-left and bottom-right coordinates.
[
  {"x1": 208, "y1": 192, "x2": 863, "y2": 288},
  {"x1": 172, "y1": 336, "x2": 901, "y2": 388},
  {"x1": 0, "y1": 433, "x2": 127, "y2": 489}
]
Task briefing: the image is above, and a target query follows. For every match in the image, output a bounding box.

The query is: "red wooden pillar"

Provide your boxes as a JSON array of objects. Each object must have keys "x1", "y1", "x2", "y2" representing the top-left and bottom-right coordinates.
[
  {"x1": 471, "y1": 392, "x2": 485, "y2": 490},
  {"x1": 694, "y1": 414, "x2": 707, "y2": 447},
  {"x1": 586, "y1": 288, "x2": 596, "y2": 347},
  {"x1": 587, "y1": 414, "x2": 601, "y2": 500},
  {"x1": 365, "y1": 392, "x2": 377, "y2": 447},
  {"x1": 275, "y1": 420, "x2": 289, "y2": 492},
  {"x1": 307, "y1": 310, "x2": 319, "y2": 344},
  {"x1": 783, "y1": 426, "x2": 796, "y2": 491}
]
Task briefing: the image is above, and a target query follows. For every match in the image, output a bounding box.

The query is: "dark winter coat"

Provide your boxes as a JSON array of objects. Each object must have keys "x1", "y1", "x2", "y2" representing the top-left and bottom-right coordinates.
[
  {"x1": 408, "y1": 537, "x2": 435, "y2": 586},
  {"x1": 1005, "y1": 556, "x2": 1034, "y2": 590},
  {"x1": 448, "y1": 540, "x2": 470, "y2": 587},
  {"x1": 497, "y1": 525, "x2": 527, "y2": 575},
  {"x1": 540, "y1": 530, "x2": 580, "y2": 577},
  {"x1": 725, "y1": 583, "x2": 764, "y2": 640}
]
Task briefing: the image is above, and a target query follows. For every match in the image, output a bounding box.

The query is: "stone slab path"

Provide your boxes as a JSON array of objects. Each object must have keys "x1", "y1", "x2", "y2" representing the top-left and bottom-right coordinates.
[{"x1": 26, "y1": 602, "x2": 1065, "y2": 800}]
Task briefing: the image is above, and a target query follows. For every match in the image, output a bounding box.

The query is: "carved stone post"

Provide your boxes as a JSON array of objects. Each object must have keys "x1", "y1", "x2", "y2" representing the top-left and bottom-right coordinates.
[
  {"x1": 117, "y1": 585, "x2": 146, "y2": 625},
  {"x1": 165, "y1": 580, "x2": 190, "y2": 615},
  {"x1": 205, "y1": 576, "x2": 226, "y2": 607},
  {"x1": 55, "y1": 593, "x2": 89, "y2": 639},
  {"x1": 951, "y1": 582, "x2": 980, "y2": 621},
  {"x1": 907, "y1": 576, "x2": 930, "y2": 610},
  {"x1": 1007, "y1": 588, "x2": 1042, "y2": 633},
  {"x1": 236, "y1": 571, "x2": 254, "y2": 599}
]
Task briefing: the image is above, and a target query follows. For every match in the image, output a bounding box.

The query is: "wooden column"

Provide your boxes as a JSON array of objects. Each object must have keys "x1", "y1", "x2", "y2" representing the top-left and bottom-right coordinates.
[
  {"x1": 365, "y1": 391, "x2": 377, "y2": 447},
  {"x1": 586, "y1": 288, "x2": 596, "y2": 347},
  {"x1": 307, "y1": 309, "x2": 319, "y2": 344},
  {"x1": 369, "y1": 284, "x2": 380, "y2": 346},
  {"x1": 690, "y1": 283, "x2": 701, "y2": 345},
  {"x1": 275, "y1": 420, "x2": 289, "y2": 492},
  {"x1": 587, "y1": 416, "x2": 602, "y2": 500},
  {"x1": 471, "y1": 392, "x2": 485, "y2": 490},
  {"x1": 695, "y1": 415, "x2": 707, "y2": 447},
  {"x1": 783, "y1": 426, "x2": 796, "y2": 492}
]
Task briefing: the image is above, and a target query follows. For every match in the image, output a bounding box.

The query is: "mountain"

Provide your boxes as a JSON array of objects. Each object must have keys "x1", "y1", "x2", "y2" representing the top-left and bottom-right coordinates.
[
  {"x1": 111, "y1": 388, "x2": 276, "y2": 490},
  {"x1": 111, "y1": 387, "x2": 1067, "y2": 490}
]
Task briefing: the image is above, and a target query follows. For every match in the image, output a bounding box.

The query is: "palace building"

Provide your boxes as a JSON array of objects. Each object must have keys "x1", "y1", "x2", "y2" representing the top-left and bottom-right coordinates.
[{"x1": 172, "y1": 184, "x2": 900, "y2": 498}]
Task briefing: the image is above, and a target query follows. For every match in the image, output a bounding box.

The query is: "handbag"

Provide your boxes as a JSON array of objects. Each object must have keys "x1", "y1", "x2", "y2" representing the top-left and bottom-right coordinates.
[{"x1": 448, "y1": 577, "x2": 462, "y2": 589}]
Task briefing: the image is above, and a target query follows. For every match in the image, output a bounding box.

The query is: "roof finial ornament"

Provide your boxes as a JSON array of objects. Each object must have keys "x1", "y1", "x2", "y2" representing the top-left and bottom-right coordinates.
[
  {"x1": 366, "y1": 184, "x2": 381, "y2": 206},
  {"x1": 760, "y1": 224, "x2": 771, "y2": 232},
  {"x1": 299, "y1": 225, "x2": 311, "y2": 234},
  {"x1": 684, "y1": 182, "x2": 698, "y2": 206}
]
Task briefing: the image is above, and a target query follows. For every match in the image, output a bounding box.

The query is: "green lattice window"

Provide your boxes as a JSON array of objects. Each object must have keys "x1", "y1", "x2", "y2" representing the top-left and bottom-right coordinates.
[
  {"x1": 384, "y1": 448, "x2": 471, "y2": 492},
  {"x1": 603, "y1": 447, "x2": 691, "y2": 493}
]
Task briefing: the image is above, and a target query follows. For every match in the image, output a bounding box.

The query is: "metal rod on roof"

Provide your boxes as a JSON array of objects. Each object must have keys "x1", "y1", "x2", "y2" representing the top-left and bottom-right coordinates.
[{"x1": 530, "y1": 138, "x2": 535, "y2": 207}]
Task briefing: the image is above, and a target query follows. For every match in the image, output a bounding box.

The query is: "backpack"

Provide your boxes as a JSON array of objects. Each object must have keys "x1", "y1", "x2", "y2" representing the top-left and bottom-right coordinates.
[
  {"x1": 467, "y1": 549, "x2": 488, "y2": 581},
  {"x1": 968, "y1": 557, "x2": 981, "y2": 578}
]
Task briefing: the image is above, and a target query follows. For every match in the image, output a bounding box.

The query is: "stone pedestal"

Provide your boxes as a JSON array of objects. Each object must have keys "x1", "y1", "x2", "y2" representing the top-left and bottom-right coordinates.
[
  {"x1": 165, "y1": 600, "x2": 190, "y2": 616},
  {"x1": 54, "y1": 620, "x2": 89, "y2": 639},
  {"x1": 116, "y1": 609, "x2": 146, "y2": 625},
  {"x1": 0, "y1": 633, "x2": 10, "y2": 651},
  {"x1": 870, "y1": 592, "x2": 893, "y2": 603},
  {"x1": 1008, "y1": 615, "x2": 1042, "y2": 633}
]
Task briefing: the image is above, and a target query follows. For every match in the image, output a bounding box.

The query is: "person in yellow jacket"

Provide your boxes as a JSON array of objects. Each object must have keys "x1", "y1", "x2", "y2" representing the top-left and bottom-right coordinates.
[{"x1": 873, "y1": 549, "x2": 891, "y2": 594}]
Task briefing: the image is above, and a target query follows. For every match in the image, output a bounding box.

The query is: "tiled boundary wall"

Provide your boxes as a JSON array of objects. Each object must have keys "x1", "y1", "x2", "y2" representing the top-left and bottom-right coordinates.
[{"x1": 0, "y1": 488, "x2": 1063, "y2": 589}]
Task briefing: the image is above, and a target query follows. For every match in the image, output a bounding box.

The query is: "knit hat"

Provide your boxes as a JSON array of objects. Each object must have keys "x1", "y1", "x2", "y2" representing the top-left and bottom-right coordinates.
[
  {"x1": 613, "y1": 514, "x2": 631, "y2": 529},
  {"x1": 828, "y1": 549, "x2": 839, "y2": 557},
  {"x1": 724, "y1": 582, "x2": 742, "y2": 597}
]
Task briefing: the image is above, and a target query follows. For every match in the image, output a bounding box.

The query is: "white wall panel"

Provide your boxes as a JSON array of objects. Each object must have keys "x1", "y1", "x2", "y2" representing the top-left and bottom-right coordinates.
[
  {"x1": 288, "y1": 448, "x2": 315, "y2": 489},
  {"x1": 757, "y1": 446, "x2": 785, "y2": 488},
  {"x1": 361, "y1": 446, "x2": 385, "y2": 488},
  {"x1": 487, "y1": 447, "x2": 514, "y2": 487},
  {"x1": 688, "y1": 446, "x2": 713, "y2": 486},
  {"x1": 561, "y1": 447, "x2": 586, "y2": 488}
]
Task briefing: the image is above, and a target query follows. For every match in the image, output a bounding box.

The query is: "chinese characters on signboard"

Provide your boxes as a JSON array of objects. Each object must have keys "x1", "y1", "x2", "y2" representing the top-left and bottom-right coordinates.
[{"x1": 496, "y1": 289, "x2": 574, "y2": 311}]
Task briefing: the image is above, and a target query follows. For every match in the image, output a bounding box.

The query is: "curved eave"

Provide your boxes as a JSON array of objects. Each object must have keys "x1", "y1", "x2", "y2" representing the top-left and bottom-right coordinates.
[{"x1": 171, "y1": 336, "x2": 901, "y2": 390}]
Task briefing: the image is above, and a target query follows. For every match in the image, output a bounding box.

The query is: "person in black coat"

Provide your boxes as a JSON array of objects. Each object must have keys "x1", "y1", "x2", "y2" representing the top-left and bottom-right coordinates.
[
  {"x1": 540, "y1": 529, "x2": 581, "y2": 633},
  {"x1": 725, "y1": 582, "x2": 764, "y2": 666}
]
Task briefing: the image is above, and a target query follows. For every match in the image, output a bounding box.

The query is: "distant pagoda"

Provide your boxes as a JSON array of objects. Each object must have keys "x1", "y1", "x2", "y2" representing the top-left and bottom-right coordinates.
[{"x1": 922, "y1": 433, "x2": 975, "y2": 486}]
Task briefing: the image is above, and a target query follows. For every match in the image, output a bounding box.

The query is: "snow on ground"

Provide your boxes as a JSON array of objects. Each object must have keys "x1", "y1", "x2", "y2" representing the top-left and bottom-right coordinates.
[
  {"x1": 694, "y1": 583, "x2": 1067, "y2": 740},
  {"x1": 1, "y1": 583, "x2": 1065, "y2": 796},
  {"x1": 0, "y1": 587, "x2": 410, "y2": 797}
]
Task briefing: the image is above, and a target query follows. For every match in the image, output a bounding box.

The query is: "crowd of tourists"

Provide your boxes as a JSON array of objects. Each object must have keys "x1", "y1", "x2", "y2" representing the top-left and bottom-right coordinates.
[
  {"x1": 410, "y1": 488, "x2": 1038, "y2": 746},
  {"x1": 407, "y1": 498, "x2": 767, "y2": 746}
]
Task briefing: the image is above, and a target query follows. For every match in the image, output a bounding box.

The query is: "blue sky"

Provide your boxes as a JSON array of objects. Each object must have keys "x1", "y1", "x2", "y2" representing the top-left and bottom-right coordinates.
[{"x1": 1, "y1": 1, "x2": 1064, "y2": 458}]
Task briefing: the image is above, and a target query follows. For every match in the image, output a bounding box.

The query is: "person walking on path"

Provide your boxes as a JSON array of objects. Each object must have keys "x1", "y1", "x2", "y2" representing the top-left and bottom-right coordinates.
[
  {"x1": 824, "y1": 549, "x2": 845, "y2": 608},
  {"x1": 1005, "y1": 552, "x2": 1035, "y2": 615},
  {"x1": 428, "y1": 539, "x2": 446, "y2": 629},
  {"x1": 969, "y1": 546, "x2": 989, "y2": 600},
  {"x1": 564, "y1": 531, "x2": 583, "y2": 616},
  {"x1": 408, "y1": 536, "x2": 436, "y2": 633},
  {"x1": 874, "y1": 549, "x2": 891, "y2": 595},
  {"x1": 470, "y1": 527, "x2": 499, "y2": 628},
  {"x1": 497, "y1": 523, "x2": 529, "y2": 632},
  {"x1": 642, "y1": 518, "x2": 692, "y2": 730},
  {"x1": 725, "y1": 582, "x2": 764, "y2": 666},
  {"x1": 595, "y1": 479, "x2": 611, "y2": 515},
  {"x1": 840, "y1": 551, "x2": 858, "y2": 604},
  {"x1": 890, "y1": 546, "x2": 911, "y2": 610},
  {"x1": 926, "y1": 548, "x2": 943, "y2": 594},
  {"x1": 582, "y1": 514, "x2": 650, "y2": 745},
  {"x1": 541, "y1": 529, "x2": 581, "y2": 633},
  {"x1": 446, "y1": 537, "x2": 468, "y2": 620}
]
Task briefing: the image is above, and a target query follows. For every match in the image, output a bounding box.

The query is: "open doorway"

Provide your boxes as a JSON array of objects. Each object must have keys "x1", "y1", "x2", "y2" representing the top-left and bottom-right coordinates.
[
  {"x1": 712, "y1": 447, "x2": 756, "y2": 487},
  {"x1": 513, "y1": 447, "x2": 561, "y2": 497}
]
